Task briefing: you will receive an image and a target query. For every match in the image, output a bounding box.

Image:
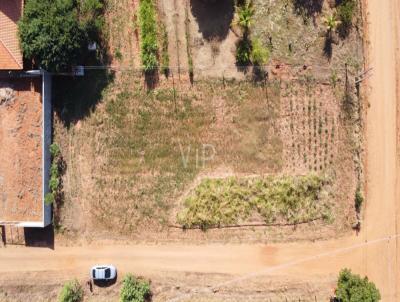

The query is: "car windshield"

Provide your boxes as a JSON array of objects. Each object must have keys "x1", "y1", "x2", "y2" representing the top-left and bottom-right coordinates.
[
  {"x1": 92, "y1": 269, "x2": 96, "y2": 278},
  {"x1": 105, "y1": 268, "x2": 111, "y2": 279}
]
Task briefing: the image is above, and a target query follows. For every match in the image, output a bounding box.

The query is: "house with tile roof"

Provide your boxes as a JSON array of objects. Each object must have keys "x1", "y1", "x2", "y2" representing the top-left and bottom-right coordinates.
[{"x1": 0, "y1": 0, "x2": 23, "y2": 70}]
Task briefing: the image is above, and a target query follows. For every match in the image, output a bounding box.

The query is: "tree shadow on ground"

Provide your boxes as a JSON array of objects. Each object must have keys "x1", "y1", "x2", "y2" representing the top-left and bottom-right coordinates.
[
  {"x1": 323, "y1": 35, "x2": 333, "y2": 60},
  {"x1": 53, "y1": 69, "x2": 114, "y2": 128},
  {"x1": 190, "y1": 0, "x2": 234, "y2": 41},
  {"x1": 293, "y1": 0, "x2": 324, "y2": 22},
  {"x1": 24, "y1": 225, "x2": 54, "y2": 249}
]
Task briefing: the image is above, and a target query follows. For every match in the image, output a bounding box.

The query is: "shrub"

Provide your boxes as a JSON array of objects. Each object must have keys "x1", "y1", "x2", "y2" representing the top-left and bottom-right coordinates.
[
  {"x1": 47, "y1": 143, "x2": 61, "y2": 205},
  {"x1": 236, "y1": 37, "x2": 252, "y2": 66},
  {"x1": 120, "y1": 274, "x2": 151, "y2": 302},
  {"x1": 50, "y1": 143, "x2": 61, "y2": 158},
  {"x1": 337, "y1": 0, "x2": 356, "y2": 37},
  {"x1": 19, "y1": 0, "x2": 85, "y2": 72},
  {"x1": 335, "y1": 269, "x2": 381, "y2": 302},
  {"x1": 139, "y1": 0, "x2": 159, "y2": 72},
  {"x1": 355, "y1": 186, "x2": 364, "y2": 213},
  {"x1": 58, "y1": 280, "x2": 83, "y2": 302},
  {"x1": 250, "y1": 38, "x2": 269, "y2": 66}
]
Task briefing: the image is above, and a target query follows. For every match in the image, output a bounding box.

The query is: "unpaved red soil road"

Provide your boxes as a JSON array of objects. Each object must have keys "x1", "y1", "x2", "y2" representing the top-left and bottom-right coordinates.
[{"x1": 0, "y1": 0, "x2": 399, "y2": 300}]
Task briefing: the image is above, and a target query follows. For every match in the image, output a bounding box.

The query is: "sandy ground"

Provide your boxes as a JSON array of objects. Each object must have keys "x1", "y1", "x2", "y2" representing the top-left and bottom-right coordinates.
[{"x1": 0, "y1": 0, "x2": 399, "y2": 300}]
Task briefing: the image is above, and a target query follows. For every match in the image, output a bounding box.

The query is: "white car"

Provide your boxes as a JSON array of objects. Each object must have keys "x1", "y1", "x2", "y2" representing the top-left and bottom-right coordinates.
[{"x1": 91, "y1": 265, "x2": 117, "y2": 281}]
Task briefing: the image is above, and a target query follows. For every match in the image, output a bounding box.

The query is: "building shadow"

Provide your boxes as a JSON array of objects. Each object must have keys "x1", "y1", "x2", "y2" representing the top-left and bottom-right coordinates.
[
  {"x1": 190, "y1": 0, "x2": 234, "y2": 41},
  {"x1": 24, "y1": 225, "x2": 54, "y2": 249}
]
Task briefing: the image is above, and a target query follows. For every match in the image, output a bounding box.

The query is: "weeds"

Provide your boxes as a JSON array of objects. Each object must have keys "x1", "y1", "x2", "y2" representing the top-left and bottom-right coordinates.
[
  {"x1": 177, "y1": 174, "x2": 332, "y2": 229},
  {"x1": 58, "y1": 280, "x2": 83, "y2": 302},
  {"x1": 139, "y1": 0, "x2": 159, "y2": 72}
]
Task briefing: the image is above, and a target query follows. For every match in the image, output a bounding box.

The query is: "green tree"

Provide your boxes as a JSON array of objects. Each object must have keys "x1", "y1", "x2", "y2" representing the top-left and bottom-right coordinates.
[
  {"x1": 19, "y1": 0, "x2": 85, "y2": 72},
  {"x1": 335, "y1": 269, "x2": 381, "y2": 302},
  {"x1": 58, "y1": 280, "x2": 83, "y2": 302},
  {"x1": 120, "y1": 274, "x2": 151, "y2": 302}
]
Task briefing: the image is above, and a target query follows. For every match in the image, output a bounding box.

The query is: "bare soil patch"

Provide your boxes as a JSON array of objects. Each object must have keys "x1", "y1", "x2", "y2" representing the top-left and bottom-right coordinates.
[{"x1": 0, "y1": 78, "x2": 42, "y2": 223}]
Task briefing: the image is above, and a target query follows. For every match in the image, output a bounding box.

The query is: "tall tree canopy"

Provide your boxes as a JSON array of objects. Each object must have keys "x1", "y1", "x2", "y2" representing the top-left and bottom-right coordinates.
[
  {"x1": 19, "y1": 0, "x2": 85, "y2": 72},
  {"x1": 336, "y1": 269, "x2": 381, "y2": 302}
]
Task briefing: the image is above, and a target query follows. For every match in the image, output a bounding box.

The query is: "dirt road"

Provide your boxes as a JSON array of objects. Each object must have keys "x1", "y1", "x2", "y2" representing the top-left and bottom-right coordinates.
[{"x1": 0, "y1": 0, "x2": 399, "y2": 300}]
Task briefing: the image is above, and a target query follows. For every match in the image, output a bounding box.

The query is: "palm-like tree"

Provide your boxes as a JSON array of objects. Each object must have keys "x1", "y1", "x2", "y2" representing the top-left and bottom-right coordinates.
[
  {"x1": 322, "y1": 13, "x2": 341, "y2": 39},
  {"x1": 236, "y1": 3, "x2": 254, "y2": 33}
]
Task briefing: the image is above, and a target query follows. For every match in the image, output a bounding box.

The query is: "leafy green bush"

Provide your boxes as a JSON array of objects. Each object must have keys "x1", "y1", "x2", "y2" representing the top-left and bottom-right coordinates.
[
  {"x1": 335, "y1": 269, "x2": 381, "y2": 302},
  {"x1": 177, "y1": 174, "x2": 332, "y2": 229},
  {"x1": 120, "y1": 274, "x2": 151, "y2": 302},
  {"x1": 139, "y1": 0, "x2": 159, "y2": 72},
  {"x1": 250, "y1": 38, "x2": 269, "y2": 66},
  {"x1": 19, "y1": 0, "x2": 85, "y2": 72},
  {"x1": 236, "y1": 37, "x2": 252, "y2": 65},
  {"x1": 58, "y1": 280, "x2": 83, "y2": 302}
]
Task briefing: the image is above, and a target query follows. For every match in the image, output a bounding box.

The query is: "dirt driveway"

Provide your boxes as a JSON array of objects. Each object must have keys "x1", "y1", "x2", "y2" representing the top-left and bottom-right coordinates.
[{"x1": 0, "y1": 0, "x2": 399, "y2": 300}]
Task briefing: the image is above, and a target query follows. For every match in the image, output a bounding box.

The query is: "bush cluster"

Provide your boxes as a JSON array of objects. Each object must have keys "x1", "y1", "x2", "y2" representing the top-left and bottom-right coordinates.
[
  {"x1": 177, "y1": 174, "x2": 332, "y2": 230},
  {"x1": 335, "y1": 269, "x2": 381, "y2": 302},
  {"x1": 19, "y1": 0, "x2": 105, "y2": 72},
  {"x1": 58, "y1": 280, "x2": 83, "y2": 302},
  {"x1": 139, "y1": 0, "x2": 159, "y2": 72},
  {"x1": 120, "y1": 274, "x2": 151, "y2": 302}
]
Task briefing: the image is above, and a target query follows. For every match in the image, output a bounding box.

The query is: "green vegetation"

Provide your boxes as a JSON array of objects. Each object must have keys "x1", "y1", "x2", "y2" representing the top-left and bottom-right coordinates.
[
  {"x1": 19, "y1": 0, "x2": 104, "y2": 72},
  {"x1": 335, "y1": 269, "x2": 381, "y2": 302},
  {"x1": 236, "y1": 38, "x2": 252, "y2": 65},
  {"x1": 337, "y1": 0, "x2": 356, "y2": 37},
  {"x1": 250, "y1": 38, "x2": 269, "y2": 66},
  {"x1": 120, "y1": 275, "x2": 151, "y2": 302},
  {"x1": 139, "y1": 0, "x2": 159, "y2": 72},
  {"x1": 235, "y1": 1, "x2": 269, "y2": 67},
  {"x1": 58, "y1": 280, "x2": 83, "y2": 302},
  {"x1": 177, "y1": 174, "x2": 332, "y2": 229},
  {"x1": 45, "y1": 143, "x2": 62, "y2": 205},
  {"x1": 322, "y1": 12, "x2": 341, "y2": 39},
  {"x1": 355, "y1": 186, "x2": 364, "y2": 213},
  {"x1": 19, "y1": 0, "x2": 84, "y2": 72},
  {"x1": 236, "y1": 2, "x2": 254, "y2": 31}
]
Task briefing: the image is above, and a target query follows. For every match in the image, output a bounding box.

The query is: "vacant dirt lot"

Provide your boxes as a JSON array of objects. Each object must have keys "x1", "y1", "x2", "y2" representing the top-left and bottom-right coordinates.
[
  {"x1": 0, "y1": 78, "x2": 42, "y2": 223},
  {"x1": 48, "y1": 0, "x2": 365, "y2": 244}
]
